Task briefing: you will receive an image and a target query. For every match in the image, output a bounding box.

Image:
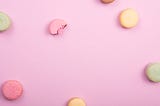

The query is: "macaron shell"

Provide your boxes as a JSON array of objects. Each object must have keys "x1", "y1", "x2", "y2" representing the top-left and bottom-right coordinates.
[
  {"x1": 2, "y1": 80, "x2": 23, "y2": 100},
  {"x1": 101, "y1": 0, "x2": 115, "y2": 4},
  {"x1": 49, "y1": 19, "x2": 67, "y2": 35},
  {"x1": 68, "y1": 97, "x2": 86, "y2": 106},
  {"x1": 146, "y1": 63, "x2": 160, "y2": 82},
  {"x1": 0, "y1": 12, "x2": 11, "y2": 31},
  {"x1": 119, "y1": 8, "x2": 139, "y2": 28}
]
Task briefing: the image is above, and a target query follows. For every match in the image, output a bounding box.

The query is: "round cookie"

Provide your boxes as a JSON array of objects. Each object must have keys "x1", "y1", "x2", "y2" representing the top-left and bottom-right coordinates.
[
  {"x1": 101, "y1": 0, "x2": 115, "y2": 4},
  {"x1": 119, "y1": 8, "x2": 139, "y2": 28},
  {"x1": 2, "y1": 80, "x2": 23, "y2": 100},
  {"x1": 49, "y1": 19, "x2": 67, "y2": 35},
  {"x1": 68, "y1": 97, "x2": 86, "y2": 106},
  {"x1": 146, "y1": 63, "x2": 160, "y2": 82},
  {"x1": 0, "y1": 12, "x2": 11, "y2": 31}
]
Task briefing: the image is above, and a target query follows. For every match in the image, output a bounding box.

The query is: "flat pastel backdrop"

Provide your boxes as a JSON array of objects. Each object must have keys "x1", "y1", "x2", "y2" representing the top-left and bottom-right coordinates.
[{"x1": 0, "y1": 0, "x2": 160, "y2": 106}]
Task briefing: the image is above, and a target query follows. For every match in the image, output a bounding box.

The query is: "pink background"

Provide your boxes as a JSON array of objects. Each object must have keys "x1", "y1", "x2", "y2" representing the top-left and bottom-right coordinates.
[{"x1": 0, "y1": 0, "x2": 160, "y2": 106}]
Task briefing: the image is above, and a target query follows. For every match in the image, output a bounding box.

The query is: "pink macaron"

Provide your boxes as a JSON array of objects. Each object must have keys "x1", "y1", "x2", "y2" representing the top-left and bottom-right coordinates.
[
  {"x1": 2, "y1": 80, "x2": 23, "y2": 100},
  {"x1": 49, "y1": 19, "x2": 67, "y2": 35}
]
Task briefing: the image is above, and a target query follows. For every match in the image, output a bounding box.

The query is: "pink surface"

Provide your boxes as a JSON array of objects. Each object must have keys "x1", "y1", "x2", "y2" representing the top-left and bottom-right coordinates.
[{"x1": 0, "y1": 0, "x2": 160, "y2": 106}]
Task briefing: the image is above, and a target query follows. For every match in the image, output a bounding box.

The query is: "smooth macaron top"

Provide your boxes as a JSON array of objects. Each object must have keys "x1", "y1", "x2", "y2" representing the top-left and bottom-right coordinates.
[
  {"x1": 0, "y1": 12, "x2": 11, "y2": 31},
  {"x1": 68, "y1": 97, "x2": 86, "y2": 106},
  {"x1": 119, "y1": 8, "x2": 139, "y2": 28},
  {"x1": 146, "y1": 63, "x2": 160, "y2": 82}
]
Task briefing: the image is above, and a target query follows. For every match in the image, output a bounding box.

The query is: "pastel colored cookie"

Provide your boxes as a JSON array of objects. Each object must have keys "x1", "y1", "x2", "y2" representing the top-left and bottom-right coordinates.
[
  {"x1": 119, "y1": 8, "x2": 139, "y2": 28},
  {"x1": 146, "y1": 63, "x2": 160, "y2": 82},
  {"x1": 0, "y1": 12, "x2": 11, "y2": 31},
  {"x1": 2, "y1": 80, "x2": 23, "y2": 100},
  {"x1": 101, "y1": 0, "x2": 115, "y2": 4},
  {"x1": 49, "y1": 19, "x2": 67, "y2": 35},
  {"x1": 68, "y1": 97, "x2": 86, "y2": 106}
]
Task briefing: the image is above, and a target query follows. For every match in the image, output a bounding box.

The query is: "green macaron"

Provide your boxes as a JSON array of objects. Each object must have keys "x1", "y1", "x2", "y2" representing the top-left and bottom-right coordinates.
[
  {"x1": 146, "y1": 63, "x2": 160, "y2": 82},
  {"x1": 0, "y1": 12, "x2": 11, "y2": 32}
]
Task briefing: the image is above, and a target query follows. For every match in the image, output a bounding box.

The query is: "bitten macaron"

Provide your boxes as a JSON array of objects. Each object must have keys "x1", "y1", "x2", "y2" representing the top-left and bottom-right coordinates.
[{"x1": 49, "y1": 19, "x2": 67, "y2": 35}]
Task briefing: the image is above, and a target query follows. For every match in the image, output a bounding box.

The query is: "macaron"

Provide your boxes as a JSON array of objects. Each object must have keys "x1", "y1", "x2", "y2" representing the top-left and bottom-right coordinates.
[
  {"x1": 146, "y1": 63, "x2": 160, "y2": 82},
  {"x1": 0, "y1": 12, "x2": 11, "y2": 32},
  {"x1": 101, "y1": 0, "x2": 115, "y2": 4},
  {"x1": 119, "y1": 8, "x2": 139, "y2": 28},
  {"x1": 68, "y1": 97, "x2": 86, "y2": 106},
  {"x1": 49, "y1": 19, "x2": 67, "y2": 35},
  {"x1": 2, "y1": 80, "x2": 23, "y2": 100}
]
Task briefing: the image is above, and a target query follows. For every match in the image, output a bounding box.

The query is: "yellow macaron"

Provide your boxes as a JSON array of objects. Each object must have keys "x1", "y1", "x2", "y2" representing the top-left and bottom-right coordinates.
[
  {"x1": 68, "y1": 97, "x2": 86, "y2": 106},
  {"x1": 119, "y1": 8, "x2": 139, "y2": 28}
]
